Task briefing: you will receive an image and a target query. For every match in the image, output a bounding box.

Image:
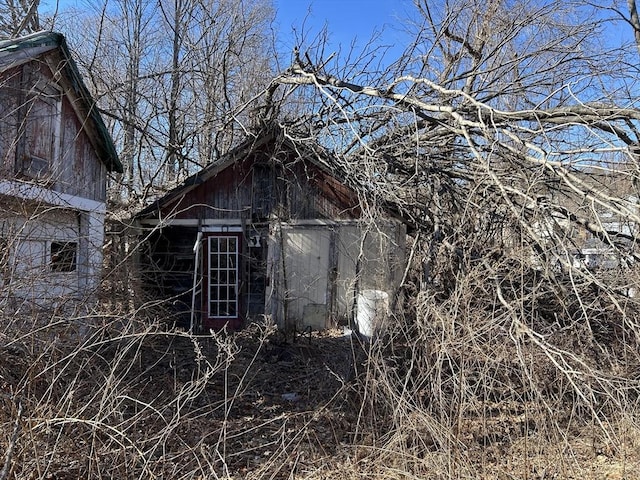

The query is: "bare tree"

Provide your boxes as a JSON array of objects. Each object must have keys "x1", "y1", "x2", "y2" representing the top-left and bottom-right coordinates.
[
  {"x1": 157, "y1": 0, "x2": 187, "y2": 181},
  {"x1": 276, "y1": 0, "x2": 638, "y2": 280},
  {"x1": 0, "y1": 0, "x2": 40, "y2": 38},
  {"x1": 180, "y1": 0, "x2": 275, "y2": 165},
  {"x1": 264, "y1": 0, "x2": 640, "y2": 472},
  {"x1": 53, "y1": 0, "x2": 275, "y2": 205}
]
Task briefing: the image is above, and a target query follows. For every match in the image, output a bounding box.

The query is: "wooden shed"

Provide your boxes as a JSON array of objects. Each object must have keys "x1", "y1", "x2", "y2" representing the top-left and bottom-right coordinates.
[
  {"x1": 0, "y1": 32, "x2": 122, "y2": 312},
  {"x1": 136, "y1": 131, "x2": 405, "y2": 331}
]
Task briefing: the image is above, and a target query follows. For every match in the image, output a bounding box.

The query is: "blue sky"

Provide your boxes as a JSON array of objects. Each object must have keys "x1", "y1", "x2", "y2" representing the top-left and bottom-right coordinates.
[
  {"x1": 44, "y1": 0, "x2": 416, "y2": 66},
  {"x1": 272, "y1": 0, "x2": 414, "y2": 64}
]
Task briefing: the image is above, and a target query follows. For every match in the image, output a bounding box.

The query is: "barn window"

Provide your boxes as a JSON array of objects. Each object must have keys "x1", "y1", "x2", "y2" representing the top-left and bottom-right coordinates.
[
  {"x1": 21, "y1": 85, "x2": 61, "y2": 179},
  {"x1": 207, "y1": 236, "x2": 239, "y2": 318},
  {"x1": 51, "y1": 241, "x2": 77, "y2": 272}
]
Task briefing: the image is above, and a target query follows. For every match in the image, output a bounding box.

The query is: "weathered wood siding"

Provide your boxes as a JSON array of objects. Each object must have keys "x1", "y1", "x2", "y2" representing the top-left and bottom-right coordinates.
[
  {"x1": 0, "y1": 60, "x2": 106, "y2": 202},
  {"x1": 160, "y1": 154, "x2": 360, "y2": 223},
  {"x1": 281, "y1": 227, "x2": 332, "y2": 326},
  {"x1": 162, "y1": 161, "x2": 254, "y2": 221},
  {"x1": 0, "y1": 70, "x2": 20, "y2": 177},
  {"x1": 59, "y1": 96, "x2": 106, "y2": 202},
  {"x1": 267, "y1": 220, "x2": 406, "y2": 330},
  {"x1": 0, "y1": 200, "x2": 85, "y2": 306},
  {"x1": 0, "y1": 52, "x2": 111, "y2": 312},
  {"x1": 141, "y1": 141, "x2": 404, "y2": 331},
  {"x1": 140, "y1": 223, "x2": 270, "y2": 329}
]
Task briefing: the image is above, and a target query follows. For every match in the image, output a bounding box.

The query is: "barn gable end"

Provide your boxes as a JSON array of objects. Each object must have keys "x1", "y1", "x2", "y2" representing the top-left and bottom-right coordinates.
[{"x1": 137, "y1": 132, "x2": 405, "y2": 332}]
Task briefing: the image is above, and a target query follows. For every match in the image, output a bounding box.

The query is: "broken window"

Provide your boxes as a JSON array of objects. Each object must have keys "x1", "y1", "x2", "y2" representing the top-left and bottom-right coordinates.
[{"x1": 51, "y1": 241, "x2": 77, "y2": 272}]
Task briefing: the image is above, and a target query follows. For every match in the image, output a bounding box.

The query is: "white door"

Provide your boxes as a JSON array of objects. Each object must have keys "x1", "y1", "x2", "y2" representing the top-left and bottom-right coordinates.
[{"x1": 282, "y1": 228, "x2": 332, "y2": 325}]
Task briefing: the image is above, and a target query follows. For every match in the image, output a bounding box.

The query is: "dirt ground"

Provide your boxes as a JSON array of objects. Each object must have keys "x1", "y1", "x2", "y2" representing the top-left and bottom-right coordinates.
[
  {"x1": 2, "y1": 321, "x2": 640, "y2": 479},
  {"x1": 0, "y1": 323, "x2": 366, "y2": 478}
]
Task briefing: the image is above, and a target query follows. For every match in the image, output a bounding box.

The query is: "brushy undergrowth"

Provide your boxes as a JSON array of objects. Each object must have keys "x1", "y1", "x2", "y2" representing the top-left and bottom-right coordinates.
[{"x1": 3, "y1": 258, "x2": 640, "y2": 480}]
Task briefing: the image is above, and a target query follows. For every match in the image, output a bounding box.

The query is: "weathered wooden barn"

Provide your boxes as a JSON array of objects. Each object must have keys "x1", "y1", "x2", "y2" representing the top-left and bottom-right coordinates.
[
  {"x1": 136, "y1": 131, "x2": 406, "y2": 331},
  {"x1": 0, "y1": 32, "x2": 122, "y2": 311}
]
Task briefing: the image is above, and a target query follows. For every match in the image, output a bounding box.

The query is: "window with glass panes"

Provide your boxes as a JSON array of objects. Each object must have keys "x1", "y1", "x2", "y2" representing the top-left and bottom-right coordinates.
[{"x1": 207, "y1": 236, "x2": 239, "y2": 318}]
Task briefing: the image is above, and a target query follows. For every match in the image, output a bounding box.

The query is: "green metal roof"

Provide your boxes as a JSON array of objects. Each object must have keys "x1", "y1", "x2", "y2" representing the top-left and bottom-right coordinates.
[{"x1": 0, "y1": 31, "x2": 123, "y2": 173}]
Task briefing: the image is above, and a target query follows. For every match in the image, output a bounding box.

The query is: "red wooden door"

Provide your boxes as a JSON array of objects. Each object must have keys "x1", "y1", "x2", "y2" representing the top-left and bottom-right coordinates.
[{"x1": 202, "y1": 233, "x2": 243, "y2": 330}]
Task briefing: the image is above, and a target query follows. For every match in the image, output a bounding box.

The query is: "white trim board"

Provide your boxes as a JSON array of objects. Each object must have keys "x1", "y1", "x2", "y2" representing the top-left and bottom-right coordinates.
[
  {"x1": 0, "y1": 180, "x2": 106, "y2": 214},
  {"x1": 201, "y1": 225, "x2": 243, "y2": 233},
  {"x1": 139, "y1": 219, "x2": 242, "y2": 227}
]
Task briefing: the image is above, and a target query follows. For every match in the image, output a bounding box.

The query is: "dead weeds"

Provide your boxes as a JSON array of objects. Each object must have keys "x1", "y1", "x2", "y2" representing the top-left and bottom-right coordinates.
[{"x1": 2, "y1": 312, "x2": 640, "y2": 479}]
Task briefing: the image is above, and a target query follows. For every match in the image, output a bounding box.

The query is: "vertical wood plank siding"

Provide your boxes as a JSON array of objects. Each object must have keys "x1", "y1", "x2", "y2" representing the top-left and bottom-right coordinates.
[
  {"x1": 0, "y1": 72, "x2": 20, "y2": 176},
  {"x1": 0, "y1": 63, "x2": 106, "y2": 202},
  {"x1": 161, "y1": 155, "x2": 360, "y2": 222}
]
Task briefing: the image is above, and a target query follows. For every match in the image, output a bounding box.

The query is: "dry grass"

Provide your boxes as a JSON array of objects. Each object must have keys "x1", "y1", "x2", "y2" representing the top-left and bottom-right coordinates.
[
  {"x1": 0, "y1": 304, "x2": 362, "y2": 479},
  {"x1": 3, "y1": 255, "x2": 640, "y2": 479}
]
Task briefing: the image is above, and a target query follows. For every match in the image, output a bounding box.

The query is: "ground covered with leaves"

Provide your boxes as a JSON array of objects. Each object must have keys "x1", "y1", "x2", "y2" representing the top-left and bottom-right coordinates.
[
  {"x1": 2, "y1": 305, "x2": 640, "y2": 479},
  {"x1": 0, "y1": 317, "x2": 364, "y2": 479}
]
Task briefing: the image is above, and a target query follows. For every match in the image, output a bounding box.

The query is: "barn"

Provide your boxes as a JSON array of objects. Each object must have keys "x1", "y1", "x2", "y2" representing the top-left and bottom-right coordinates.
[
  {"x1": 0, "y1": 32, "x2": 122, "y2": 313},
  {"x1": 136, "y1": 129, "x2": 406, "y2": 332}
]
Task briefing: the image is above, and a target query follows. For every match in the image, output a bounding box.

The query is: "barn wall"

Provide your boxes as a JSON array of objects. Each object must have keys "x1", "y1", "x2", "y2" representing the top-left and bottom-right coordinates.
[
  {"x1": 163, "y1": 161, "x2": 254, "y2": 221},
  {"x1": 139, "y1": 222, "x2": 271, "y2": 329},
  {"x1": 0, "y1": 200, "x2": 103, "y2": 310},
  {"x1": 0, "y1": 60, "x2": 107, "y2": 203},
  {"x1": 287, "y1": 165, "x2": 360, "y2": 219},
  {"x1": 59, "y1": 97, "x2": 107, "y2": 202},
  {"x1": 266, "y1": 220, "x2": 406, "y2": 330},
  {"x1": 281, "y1": 226, "x2": 332, "y2": 326},
  {"x1": 334, "y1": 225, "x2": 360, "y2": 320},
  {"x1": 160, "y1": 155, "x2": 360, "y2": 224},
  {"x1": 142, "y1": 145, "x2": 404, "y2": 331},
  {"x1": 0, "y1": 69, "x2": 20, "y2": 176}
]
